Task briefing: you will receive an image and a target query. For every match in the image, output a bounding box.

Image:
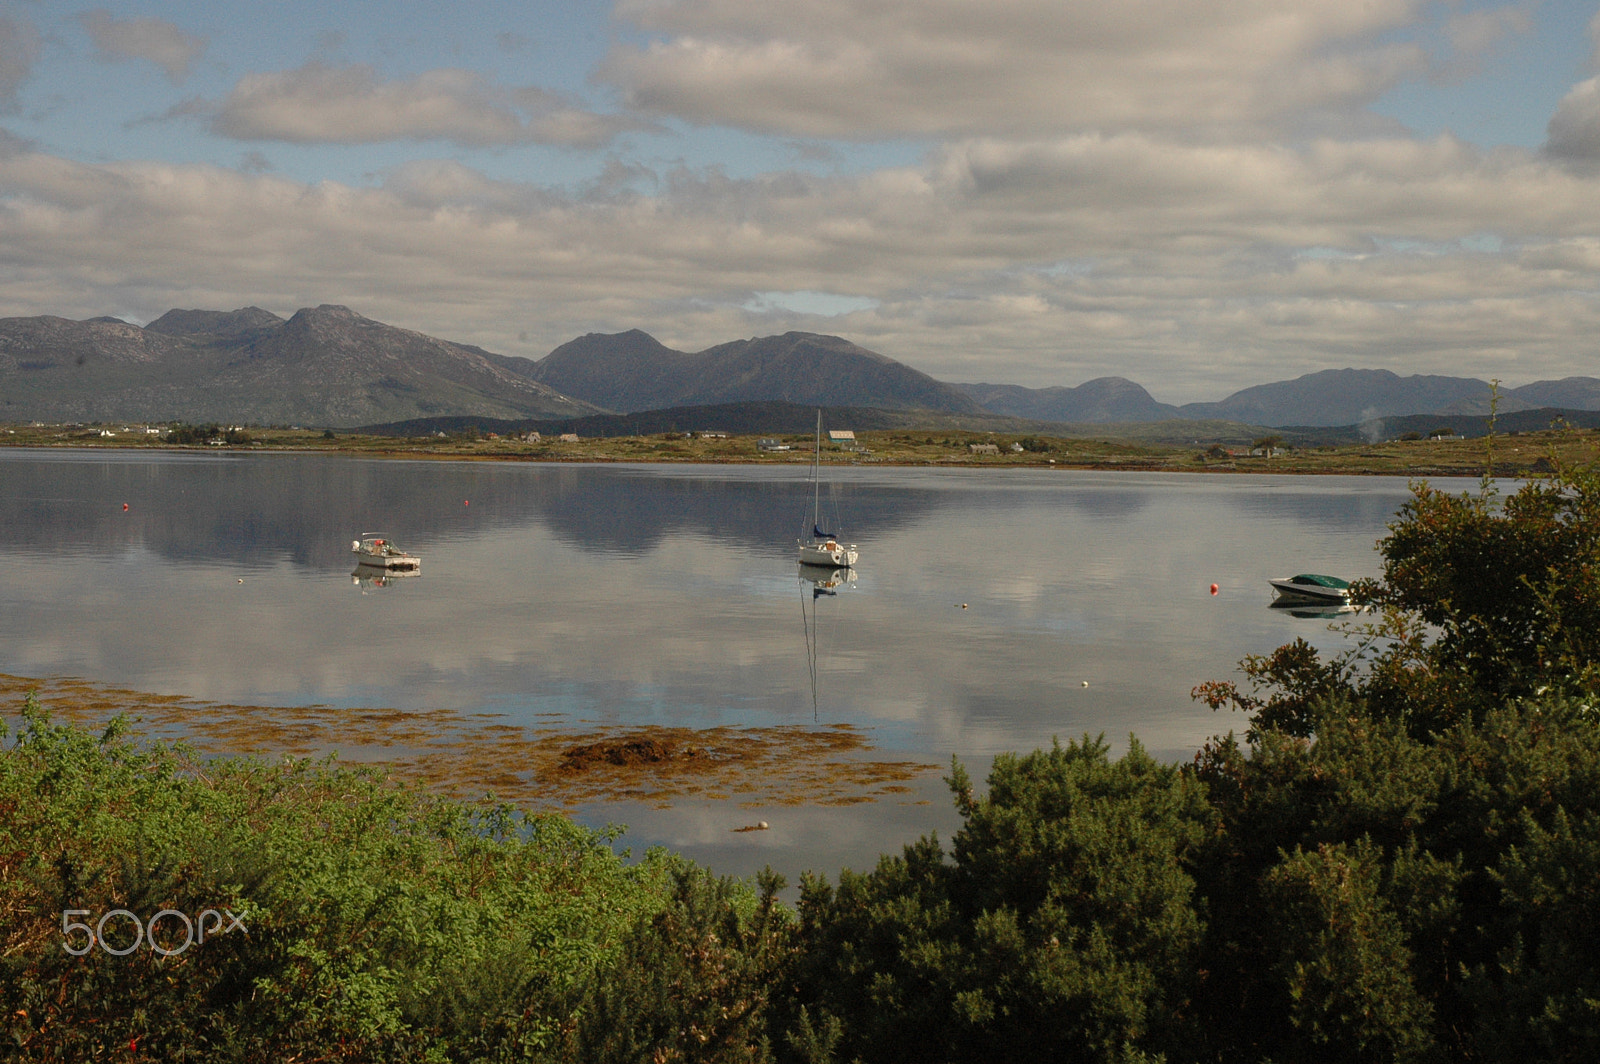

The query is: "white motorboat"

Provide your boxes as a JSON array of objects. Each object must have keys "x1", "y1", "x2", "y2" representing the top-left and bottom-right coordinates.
[
  {"x1": 1269, "y1": 573, "x2": 1351, "y2": 606},
  {"x1": 797, "y1": 410, "x2": 859, "y2": 569},
  {"x1": 352, "y1": 534, "x2": 421, "y2": 570}
]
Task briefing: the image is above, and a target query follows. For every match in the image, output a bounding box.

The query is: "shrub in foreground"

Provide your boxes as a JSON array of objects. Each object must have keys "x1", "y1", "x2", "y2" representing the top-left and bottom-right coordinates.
[{"x1": 0, "y1": 700, "x2": 679, "y2": 1062}]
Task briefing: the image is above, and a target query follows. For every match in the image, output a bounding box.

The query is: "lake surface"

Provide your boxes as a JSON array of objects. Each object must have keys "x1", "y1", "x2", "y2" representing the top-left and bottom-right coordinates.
[{"x1": 0, "y1": 450, "x2": 1445, "y2": 882}]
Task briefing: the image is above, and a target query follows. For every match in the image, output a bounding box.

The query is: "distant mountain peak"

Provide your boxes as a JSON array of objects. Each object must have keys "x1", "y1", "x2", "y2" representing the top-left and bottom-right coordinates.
[
  {"x1": 954, "y1": 376, "x2": 1177, "y2": 423},
  {"x1": 528, "y1": 329, "x2": 979, "y2": 414},
  {"x1": 145, "y1": 306, "x2": 284, "y2": 338}
]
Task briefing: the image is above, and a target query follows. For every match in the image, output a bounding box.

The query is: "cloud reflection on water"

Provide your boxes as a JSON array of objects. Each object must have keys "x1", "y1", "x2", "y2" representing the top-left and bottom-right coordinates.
[{"x1": 0, "y1": 451, "x2": 1438, "y2": 880}]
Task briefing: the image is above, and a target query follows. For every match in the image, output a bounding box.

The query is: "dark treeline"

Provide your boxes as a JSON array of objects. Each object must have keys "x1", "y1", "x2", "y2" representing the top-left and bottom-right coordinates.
[{"x1": 4, "y1": 440, "x2": 1599, "y2": 1062}]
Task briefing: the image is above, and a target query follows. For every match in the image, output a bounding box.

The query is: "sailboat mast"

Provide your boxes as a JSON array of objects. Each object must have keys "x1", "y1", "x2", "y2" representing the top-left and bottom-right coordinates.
[{"x1": 812, "y1": 408, "x2": 821, "y2": 529}]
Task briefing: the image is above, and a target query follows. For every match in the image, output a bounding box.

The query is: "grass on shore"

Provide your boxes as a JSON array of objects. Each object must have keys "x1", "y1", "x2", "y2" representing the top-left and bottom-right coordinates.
[{"x1": 5, "y1": 420, "x2": 1597, "y2": 477}]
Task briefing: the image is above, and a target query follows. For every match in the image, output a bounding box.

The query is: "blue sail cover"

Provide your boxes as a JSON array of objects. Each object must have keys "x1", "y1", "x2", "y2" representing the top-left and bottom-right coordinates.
[{"x1": 813, "y1": 524, "x2": 835, "y2": 539}]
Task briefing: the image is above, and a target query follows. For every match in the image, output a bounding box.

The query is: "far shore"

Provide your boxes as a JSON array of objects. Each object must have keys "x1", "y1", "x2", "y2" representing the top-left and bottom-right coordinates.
[{"x1": 3, "y1": 421, "x2": 1595, "y2": 478}]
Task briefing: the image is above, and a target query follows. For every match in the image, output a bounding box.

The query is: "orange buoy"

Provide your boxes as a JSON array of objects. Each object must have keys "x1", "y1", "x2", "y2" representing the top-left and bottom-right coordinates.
[
  {"x1": 1209, "y1": 583, "x2": 1219, "y2": 595},
  {"x1": 122, "y1": 503, "x2": 129, "y2": 511}
]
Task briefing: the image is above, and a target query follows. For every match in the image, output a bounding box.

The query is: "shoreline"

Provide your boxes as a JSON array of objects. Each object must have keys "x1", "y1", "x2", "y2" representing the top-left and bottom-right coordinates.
[
  {"x1": 5, "y1": 421, "x2": 1593, "y2": 477},
  {"x1": 0, "y1": 672, "x2": 939, "y2": 815}
]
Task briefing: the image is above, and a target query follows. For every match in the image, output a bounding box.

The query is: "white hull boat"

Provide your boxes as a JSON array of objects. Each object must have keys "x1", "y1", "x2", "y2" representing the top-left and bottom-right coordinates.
[
  {"x1": 1269, "y1": 574, "x2": 1351, "y2": 606},
  {"x1": 352, "y1": 534, "x2": 421, "y2": 570},
  {"x1": 799, "y1": 541, "x2": 859, "y2": 568},
  {"x1": 797, "y1": 410, "x2": 858, "y2": 569}
]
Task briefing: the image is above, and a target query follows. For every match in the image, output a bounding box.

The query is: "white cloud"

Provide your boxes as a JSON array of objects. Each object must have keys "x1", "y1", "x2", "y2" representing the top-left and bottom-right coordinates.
[
  {"x1": 77, "y1": 10, "x2": 206, "y2": 84},
  {"x1": 194, "y1": 62, "x2": 642, "y2": 149},
  {"x1": 601, "y1": 0, "x2": 1431, "y2": 138}
]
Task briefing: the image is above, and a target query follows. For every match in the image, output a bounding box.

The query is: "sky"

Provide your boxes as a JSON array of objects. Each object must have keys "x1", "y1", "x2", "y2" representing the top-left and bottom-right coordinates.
[{"x1": 2, "y1": 0, "x2": 1599, "y2": 401}]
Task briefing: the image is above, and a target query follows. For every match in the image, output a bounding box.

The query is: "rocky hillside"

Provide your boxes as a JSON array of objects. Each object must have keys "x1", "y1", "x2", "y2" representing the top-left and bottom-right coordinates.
[{"x1": 0, "y1": 306, "x2": 600, "y2": 427}]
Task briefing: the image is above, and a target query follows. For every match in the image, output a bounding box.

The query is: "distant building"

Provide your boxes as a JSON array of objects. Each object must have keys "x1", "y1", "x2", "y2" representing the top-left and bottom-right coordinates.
[
  {"x1": 828, "y1": 430, "x2": 855, "y2": 443},
  {"x1": 1010, "y1": 442, "x2": 1024, "y2": 453},
  {"x1": 699, "y1": 430, "x2": 728, "y2": 439},
  {"x1": 523, "y1": 431, "x2": 542, "y2": 442},
  {"x1": 969, "y1": 443, "x2": 1000, "y2": 455},
  {"x1": 558, "y1": 433, "x2": 580, "y2": 442},
  {"x1": 758, "y1": 438, "x2": 790, "y2": 451}
]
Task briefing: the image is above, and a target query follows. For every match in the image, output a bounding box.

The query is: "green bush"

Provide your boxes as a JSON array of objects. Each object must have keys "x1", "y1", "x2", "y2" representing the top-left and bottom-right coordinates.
[
  {"x1": 780, "y1": 738, "x2": 1212, "y2": 1064},
  {"x1": 0, "y1": 699, "x2": 676, "y2": 1062}
]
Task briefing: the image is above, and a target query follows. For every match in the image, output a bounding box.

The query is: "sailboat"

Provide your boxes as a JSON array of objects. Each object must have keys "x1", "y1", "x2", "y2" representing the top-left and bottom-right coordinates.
[{"x1": 797, "y1": 410, "x2": 859, "y2": 568}]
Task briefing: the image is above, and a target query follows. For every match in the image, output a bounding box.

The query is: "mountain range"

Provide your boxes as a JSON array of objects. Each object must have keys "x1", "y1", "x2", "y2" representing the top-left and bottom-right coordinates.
[
  {"x1": 954, "y1": 369, "x2": 1600, "y2": 426},
  {"x1": 3, "y1": 305, "x2": 1597, "y2": 430}
]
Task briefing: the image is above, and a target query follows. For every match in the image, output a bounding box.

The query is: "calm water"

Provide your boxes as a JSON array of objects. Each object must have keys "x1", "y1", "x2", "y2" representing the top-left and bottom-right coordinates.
[{"x1": 0, "y1": 450, "x2": 1443, "y2": 880}]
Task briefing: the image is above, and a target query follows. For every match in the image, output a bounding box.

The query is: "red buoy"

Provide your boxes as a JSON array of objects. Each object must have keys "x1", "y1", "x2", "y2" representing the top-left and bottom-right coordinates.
[
  {"x1": 122, "y1": 503, "x2": 130, "y2": 512},
  {"x1": 1209, "y1": 583, "x2": 1219, "y2": 595}
]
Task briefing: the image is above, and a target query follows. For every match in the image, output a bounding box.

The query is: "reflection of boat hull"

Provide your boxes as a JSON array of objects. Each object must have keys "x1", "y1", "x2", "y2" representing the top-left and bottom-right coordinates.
[
  {"x1": 799, "y1": 542, "x2": 858, "y2": 568},
  {"x1": 798, "y1": 565, "x2": 857, "y2": 593},
  {"x1": 351, "y1": 567, "x2": 420, "y2": 587},
  {"x1": 1269, "y1": 575, "x2": 1351, "y2": 606},
  {"x1": 1270, "y1": 602, "x2": 1359, "y2": 619}
]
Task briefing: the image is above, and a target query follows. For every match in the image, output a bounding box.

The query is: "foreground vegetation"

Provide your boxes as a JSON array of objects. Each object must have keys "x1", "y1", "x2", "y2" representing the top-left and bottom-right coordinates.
[
  {"x1": 5, "y1": 418, "x2": 1596, "y2": 477},
  {"x1": 5, "y1": 438, "x2": 1598, "y2": 1061}
]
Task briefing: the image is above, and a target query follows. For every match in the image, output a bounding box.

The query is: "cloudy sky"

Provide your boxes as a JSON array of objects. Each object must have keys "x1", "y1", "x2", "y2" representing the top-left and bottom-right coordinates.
[{"x1": 1, "y1": 0, "x2": 1598, "y2": 399}]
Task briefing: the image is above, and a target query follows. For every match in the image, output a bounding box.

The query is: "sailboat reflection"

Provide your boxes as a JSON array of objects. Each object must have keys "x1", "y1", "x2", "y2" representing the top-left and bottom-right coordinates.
[
  {"x1": 799, "y1": 565, "x2": 857, "y2": 721},
  {"x1": 351, "y1": 567, "x2": 421, "y2": 590}
]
